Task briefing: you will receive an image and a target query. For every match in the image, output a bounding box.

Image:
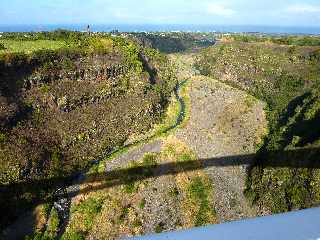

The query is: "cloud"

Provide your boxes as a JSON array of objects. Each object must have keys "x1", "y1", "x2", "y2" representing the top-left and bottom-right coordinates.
[
  {"x1": 206, "y1": 3, "x2": 236, "y2": 17},
  {"x1": 285, "y1": 4, "x2": 320, "y2": 14}
]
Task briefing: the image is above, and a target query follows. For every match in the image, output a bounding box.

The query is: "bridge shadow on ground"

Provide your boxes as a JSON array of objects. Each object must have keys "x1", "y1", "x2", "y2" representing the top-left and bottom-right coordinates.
[
  {"x1": 1, "y1": 147, "x2": 320, "y2": 231},
  {"x1": 2, "y1": 147, "x2": 320, "y2": 200}
]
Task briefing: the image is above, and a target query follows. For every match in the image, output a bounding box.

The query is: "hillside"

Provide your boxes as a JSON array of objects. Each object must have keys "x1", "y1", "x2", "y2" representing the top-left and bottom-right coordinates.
[
  {"x1": 129, "y1": 32, "x2": 216, "y2": 53},
  {"x1": 0, "y1": 31, "x2": 176, "y2": 230},
  {"x1": 195, "y1": 40, "x2": 320, "y2": 213}
]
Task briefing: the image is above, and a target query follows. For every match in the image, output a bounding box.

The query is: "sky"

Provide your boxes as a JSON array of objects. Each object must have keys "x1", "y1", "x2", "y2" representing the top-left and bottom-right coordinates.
[{"x1": 0, "y1": 0, "x2": 320, "y2": 27}]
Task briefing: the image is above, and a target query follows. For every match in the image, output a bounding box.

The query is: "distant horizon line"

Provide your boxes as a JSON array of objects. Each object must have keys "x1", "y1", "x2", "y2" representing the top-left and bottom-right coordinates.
[{"x1": 1, "y1": 23, "x2": 320, "y2": 28}]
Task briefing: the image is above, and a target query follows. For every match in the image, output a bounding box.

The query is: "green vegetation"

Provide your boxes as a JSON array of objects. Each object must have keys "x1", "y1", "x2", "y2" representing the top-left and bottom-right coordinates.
[
  {"x1": 138, "y1": 199, "x2": 146, "y2": 209},
  {"x1": 0, "y1": 133, "x2": 6, "y2": 143},
  {"x1": 155, "y1": 223, "x2": 165, "y2": 233},
  {"x1": 196, "y1": 37, "x2": 320, "y2": 213},
  {"x1": 24, "y1": 204, "x2": 56, "y2": 240},
  {"x1": 163, "y1": 139, "x2": 196, "y2": 165},
  {"x1": 161, "y1": 137, "x2": 216, "y2": 226},
  {"x1": 118, "y1": 206, "x2": 130, "y2": 223},
  {"x1": 71, "y1": 197, "x2": 104, "y2": 229},
  {"x1": 168, "y1": 187, "x2": 180, "y2": 198},
  {"x1": 62, "y1": 135, "x2": 215, "y2": 239},
  {"x1": 150, "y1": 81, "x2": 190, "y2": 135},
  {"x1": 187, "y1": 177, "x2": 215, "y2": 226},
  {"x1": 244, "y1": 95, "x2": 257, "y2": 109},
  {"x1": 246, "y1": 88, "x2": 320, "y2": 213},
  {"x1": 45, "y1": 208, "x2": 60, "y2": 239},
  {"x1": 89, "y1": 79, "x2": 190, "y2": 178},
  {"x1": 61, "y1": 232, "x2": 85, "y2": 240},
  {"x1": 225, "y1": 34, "x2": 320, "y2": 46},
  {"x1": 26, "y1": 207, "x2": 60, "y2": 240},
  {"x1": 60, "y1": 197, "x2": 104, "y2": 240}
]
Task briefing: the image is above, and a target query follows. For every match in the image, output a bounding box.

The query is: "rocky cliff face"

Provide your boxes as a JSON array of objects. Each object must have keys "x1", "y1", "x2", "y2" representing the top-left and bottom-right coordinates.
[{"x1": 0, "y1": 44, "x2": 176, "y2": 228}]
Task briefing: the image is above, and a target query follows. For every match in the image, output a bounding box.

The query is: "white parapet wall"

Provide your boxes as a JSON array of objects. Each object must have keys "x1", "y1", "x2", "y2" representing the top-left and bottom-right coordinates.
[{"x1": 128, "y1": 208, "x2": 320, "y2": 240}]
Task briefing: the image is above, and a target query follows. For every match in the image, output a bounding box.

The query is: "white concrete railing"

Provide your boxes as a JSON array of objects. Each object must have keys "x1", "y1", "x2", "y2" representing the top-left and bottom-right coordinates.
[{"x1": 128, "y1": 208, "x2": 320, "y2": 240}]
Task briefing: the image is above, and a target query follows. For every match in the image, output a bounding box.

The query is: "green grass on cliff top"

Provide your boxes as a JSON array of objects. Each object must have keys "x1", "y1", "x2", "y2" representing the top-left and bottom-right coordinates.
[{"x1": 0, "y1": 39, "x2": 68, "y2": 54}]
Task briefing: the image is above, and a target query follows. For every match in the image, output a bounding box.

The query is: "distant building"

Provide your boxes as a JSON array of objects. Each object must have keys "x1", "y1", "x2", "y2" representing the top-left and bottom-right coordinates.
[
  {"x1": 111, "y1": 29, "x2": 120, "y2": 35},
  {"x1": 87, "y1": 25, "x2": 91, "y2": 34}
]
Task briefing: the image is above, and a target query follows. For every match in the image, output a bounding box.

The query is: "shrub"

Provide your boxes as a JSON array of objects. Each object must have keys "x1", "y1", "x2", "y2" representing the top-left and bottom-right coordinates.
[
  {"x1": 0, "y1": 133, "x2": 6, "y2": 143},
  {"x1": 0, "y1": 43, "x2": 5, "y2": 50}
]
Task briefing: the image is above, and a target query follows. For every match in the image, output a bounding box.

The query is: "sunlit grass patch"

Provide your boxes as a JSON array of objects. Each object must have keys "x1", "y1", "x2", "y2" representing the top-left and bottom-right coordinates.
[
  {"x1": 178, "y1": 81, "x2": 191, "y2": 129},
  {"x1": 244, "y1": 94, "x2": 258, "y2": 110},
  {"x1": 187, "y1": 176, "x2": 216, "y2": 226},
  {"x1": 25, "y1": 203, "x2": 59, "y2": 240},
  {"x1": 71, "y1": 197, "x2": 104, "y2": 230},
  {"x1": 61, "y1": 194, "x2": 105, "y2": 239},
  {"x1": 42, "y1": 208, "x2": 60, "y2": 239},
  {"x1": 0, "y1": 40, "x2": 67, "y2": 54},
  {"x1": 128, "y1": 79, "x2": 191, "y2": 144}
]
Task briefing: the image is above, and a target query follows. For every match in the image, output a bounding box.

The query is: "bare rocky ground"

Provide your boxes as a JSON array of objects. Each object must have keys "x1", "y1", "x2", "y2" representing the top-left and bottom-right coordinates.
[
  {"x1": 174, "y1": 74, "x2": 267, "y2": 222},
  {"x1": 63, "y1": 53, "x2": 268, "y2": 239}
]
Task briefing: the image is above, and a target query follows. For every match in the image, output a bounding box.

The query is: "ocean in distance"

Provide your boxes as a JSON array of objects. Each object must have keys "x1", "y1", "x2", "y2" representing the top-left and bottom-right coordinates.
[{"x1": 0, "y1": 24, "x2": 319, "y2": 35}]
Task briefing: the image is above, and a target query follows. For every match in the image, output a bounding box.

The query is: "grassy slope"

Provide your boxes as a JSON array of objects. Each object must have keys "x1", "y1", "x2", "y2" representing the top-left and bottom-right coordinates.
[
  {"x1": 0, "y1": 40, "x2": 68, "y2": 53},
  {"x1": 196, "y1": 40, "x2": 320, "y2": 213}
]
